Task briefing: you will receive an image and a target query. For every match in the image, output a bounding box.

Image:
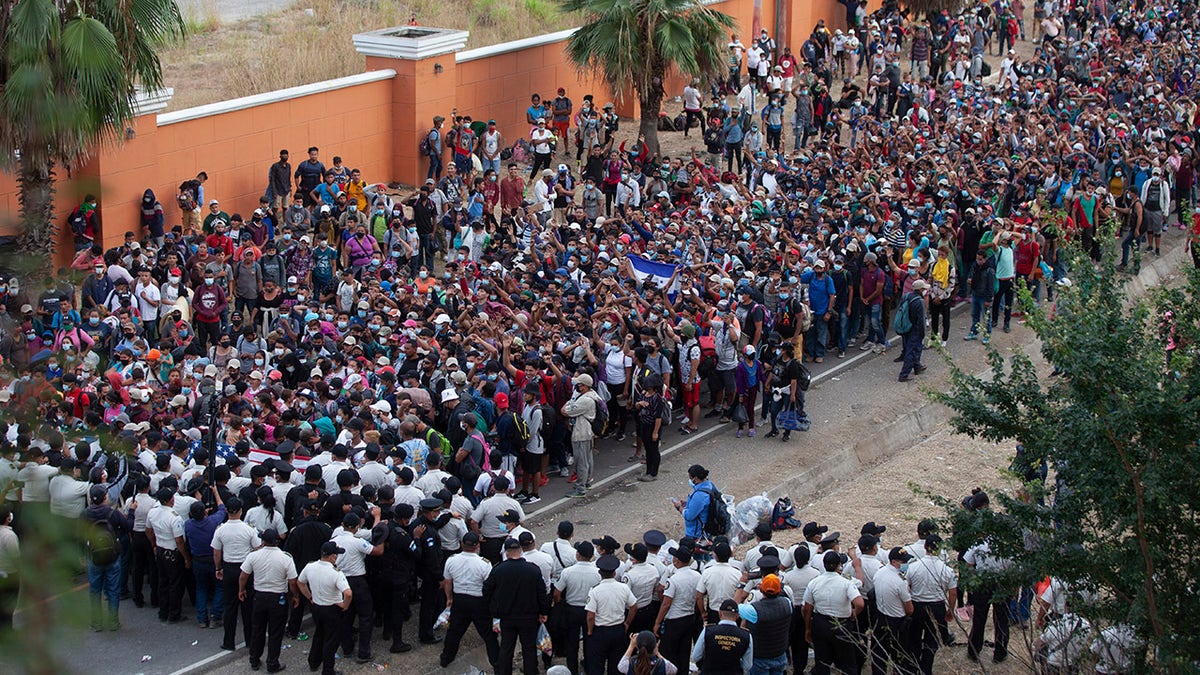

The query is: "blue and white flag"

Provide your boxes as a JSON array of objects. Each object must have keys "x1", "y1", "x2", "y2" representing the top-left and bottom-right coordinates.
[{"x1": 627, "y1": 254, "x2": 681, "y2": 301}]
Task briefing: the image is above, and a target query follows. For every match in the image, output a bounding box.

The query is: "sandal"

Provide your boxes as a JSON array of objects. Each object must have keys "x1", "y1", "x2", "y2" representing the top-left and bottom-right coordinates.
[{"x1": 627, "y1": 454, "x2": 640, "y2": 462}]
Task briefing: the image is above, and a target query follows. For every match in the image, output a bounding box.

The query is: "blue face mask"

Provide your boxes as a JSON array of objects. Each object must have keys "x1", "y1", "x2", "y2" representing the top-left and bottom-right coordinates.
[
  {"x1": 602, "y1": 321, "x2": 613, "y2": 331},
  {"x1": 182, "y1": 387, "x2": 192, "y2": 396},
  {"x1": 899, "y1": 563, "x2": 910, "y2": 575}
]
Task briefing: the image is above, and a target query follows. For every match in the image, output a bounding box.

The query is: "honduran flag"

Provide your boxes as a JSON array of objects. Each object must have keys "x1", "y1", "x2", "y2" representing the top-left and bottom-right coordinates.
[{"x1": 627, "y1": 254, "x2": 681, "y2": 301}]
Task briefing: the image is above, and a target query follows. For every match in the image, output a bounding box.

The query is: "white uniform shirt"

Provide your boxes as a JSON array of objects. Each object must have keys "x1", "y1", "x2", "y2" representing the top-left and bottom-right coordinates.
[
  {"x1": 470, "y1": 495, "x2": 524, "y2": 538},
  {"x1": 743, "y1": 543, "x2": 793, "y2": 573},
  {"x1": 443, "y1": 551, "x2": 491, "y2": 597},
  {"x1": 245, "y1": 504, "x2": 288, "y2": 536},
  {"x1": 522, "y1": 548, "x2": 555, "y2": 591},
  {"x1": 241, "y1": 546, "x2": 298, "y2": 593},
  {"x1": 146, "y1": 503, "x2": 185, "y2": 549},
  {"x1": 358, "y1": 462, "x2": 391, "y2": 491},
  {"x1": 0, "y1": 524, "x2": 17, "y2": 576},
  {"x1": 211, "y1": 518, "x2": 262, "y2": 564},
  {"x1": 1043, "y1": 614, "x2": 1092, "y2": 668},
  {"x1": 298, "y1": 559, "x2": 350, "y2": 606},
  {"x1": 415, "y1": 469, "x2": 452, "y2": 496},
  {"x1": 621, "y1": 562, "x2": 661, "y2": 608},
  {"x1": 438, "y1": 516, "x2": 468, "y2": 552},
  {"x1": 393, "y1": 485, "x2": 425, "y2": 511},
  {"x1": 697, "y1": 561, "x2": 742, "y2": 611},
  {"x1": 853, "y1": 555, "x2": 885, "y2": 595},
  {"x1": 16, "y1": 463, "x2": 57, "y2": 502},
  {"x1": 332, "y1": 531, "x2": 374, "y2": 577},
  {"x1": 541, "y1": 538, "x2": 577, "y2": 581},
  {"x1": 905, "y1": 555, "x2": 957, "y2": 603},
  {"x1": 802, "y1": 571, "x2": 861, "y2": 618},
  {"x1": 1093, "y1": 623, "x2": 1139, "y2": 674},
  {"x1": 48, "y1": 474, "x2": 90, "y2": 518},
  {"x1": 585, "y1": 578, "x2": 637, "y2": 626},
  {"x1": 662, "y1": 567, "x2": 702, "y2": 620},
  {"x1": 131, "y1": 492, "x2": 157, "y2": 531},
  {"x1": 872, "y1": 564, "x2": 912, "y2": 618},
  {"x1": 555, "y1": 559, "x2": 600, "y2": 606},
  {"x1": 783, "y1": 565, "x2": 820, "y2": 608}
]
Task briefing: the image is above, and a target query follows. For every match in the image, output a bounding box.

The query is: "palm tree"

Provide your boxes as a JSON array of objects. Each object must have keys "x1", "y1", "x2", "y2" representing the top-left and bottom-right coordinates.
[
  {"x1": 0, "y1": 0, "x2": 184, "y2": 270},
  {"x1": 559, "y1": 0, "x2": 735, "y2": 158}
]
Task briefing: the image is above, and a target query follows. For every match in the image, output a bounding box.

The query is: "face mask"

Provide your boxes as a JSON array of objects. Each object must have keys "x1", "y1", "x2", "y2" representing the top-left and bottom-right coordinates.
[
  {"x1": 337, "y1": 321, "x2": 348, "y2": 329},
  {"x1": 498, "y1": 523, "x2": 509, "y2": 533},
  {"x1": 182, "y1": 387, "x2": 192, "y2": 396},
  {"x1": 834, "y1": 264, "x2": 843, "y2": 271},
  {"x1": 908, "y1": 269, "x2": 918, "y2": 277},
  {"x1": 180, "y1": 329, "x2": 189, "y2": 337},
  {"x1": 94, "y1": 268, "x2": 104, "y2": 276},
  {"x1": 204, "y1": 278, "x2": 215, "y2": 286},
  {"x1": 282, "y1": 233, "x2": 292, "y2": 241},
  {"x1": 319, "y1": 241, "x2": 328, "y2": 248},
  {"x1": 168, "y1": 275, "x2": 181, "y2": 284},
  {"x1": 324, "y1": 313, "x2": 334, "y2": 321},
  {"x1": 358, "y1": 310, "x2": 368, "y2": 318},
  {"x1": 296, "y1": 295, "x2": 306, "y2": 303},
  {"x1": 89, "y1": 317, "x2": 100, "y2": 326},
  {"x1": 899, "y1": 563, "x2": 910, "y2": 575},
  {"x1": 369, "y1": 323, "x2": 381, "y2": 332},
  {"x1": 489, "y1": 295, "x2": 497, "y2": 301},
  {"x1": 255, "y1": 358, "x2": 264, "y2": 366}
]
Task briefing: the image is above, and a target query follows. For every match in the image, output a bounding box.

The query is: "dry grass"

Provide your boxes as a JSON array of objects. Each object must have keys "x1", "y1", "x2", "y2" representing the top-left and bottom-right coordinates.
[{"x1": 159, "y1": 0, "x2": 579, "y2": 110}]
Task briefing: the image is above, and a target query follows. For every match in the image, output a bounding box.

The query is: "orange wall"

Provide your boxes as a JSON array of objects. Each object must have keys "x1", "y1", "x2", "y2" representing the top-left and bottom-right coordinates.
[{"x1": 0, "y1": 0, "x2": 853, "y2": 263}]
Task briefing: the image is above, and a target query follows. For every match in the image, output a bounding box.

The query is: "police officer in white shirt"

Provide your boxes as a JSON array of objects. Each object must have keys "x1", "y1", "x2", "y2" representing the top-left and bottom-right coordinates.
[
  {"x1": 743, "y1": 524, "x2": 794, "y2": 572},
  {"x1": 433, "y1": 489, "x2": 468, "y2": 554},
  {"x1": 872, "y1": 547, "x2": 915, "y2": 675},
  {"x1": 520, "y1": 531, "x2": 553, "y2": 591},
  {"x1": 802, "y1": 550, "x2": 864, "y2": 675},
  {"x1": 414, "y1": 453, "x2": 451, "y2": 496},
  {"x1": 586, "y1": 554, "x2": 638, "y2": 675},
  {"x1": 392, "y1": 466, "x2": 425, "y2": 511},
  {"x1": 905, "y1": 534, "x2": 958, "y2": 675},
  {"x1": 439, "y1": 532, "x2": 499, "y2": 669},
  {"x1": 468, "y1": 475, "x2": 524, "y2": 564},
  {"x1": 331, "y1": 512, "x2": 384, "y2": 662},
  {"x1": 697, "y1": 541, "x2": 743, "y2": 623},
  {"x1": 212, "y1": 496, "x2": 262, "y2": 650},
  {"x1": 620, "y1": 543, "x2": 661, "y2": 633},
  {"x1": 297, "y1": 541, "x2": 352, "y2": 675},
  {"x1": 860, "y1": 522, "x2": 891, "y2": 567},
  {"x1": 540, "y1": 520, "x2": 576, "y2": 582},
  {"x1": 963, "y1": 536, "x2": 1013, "y2": 663},
  {"x1": 655, "y1": 546, "x2": 702, "y2": 673},
  {"x1": 553, "y1": 540, "x2": 601, "y2": 675},
  {"x1": 48, "y1": 458, "x2": 90, "y2": 519},
  {"x1": 129, "y1": 475, "x2": 158, "y2": 608},
  {"x1": 782, "y1": 546, "x2": 820, "y2": 672},
  {"x1": 239, "y1": 528, "x2": 299, "y2": 672},
  {"x1": 357, "y1": 447, "x2": 392, "y2": 491},
  {"x1": 146, "y1": 487, "x2": 190, "y2": 623},
  {"x1": 851, "y1": 535, "x2": 885, "y2": 597}
]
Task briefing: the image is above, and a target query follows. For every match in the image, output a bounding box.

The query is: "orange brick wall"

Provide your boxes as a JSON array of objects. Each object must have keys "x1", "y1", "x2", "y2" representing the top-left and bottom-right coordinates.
[{"x1": 0, "y1": 0, "x2": 852, "y2": 268}]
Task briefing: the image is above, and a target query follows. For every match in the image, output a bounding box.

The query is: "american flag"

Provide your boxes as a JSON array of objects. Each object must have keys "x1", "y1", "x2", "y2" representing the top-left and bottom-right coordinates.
[{"x1": 187, "y1": 440, "x2": 312, "y2": 470}]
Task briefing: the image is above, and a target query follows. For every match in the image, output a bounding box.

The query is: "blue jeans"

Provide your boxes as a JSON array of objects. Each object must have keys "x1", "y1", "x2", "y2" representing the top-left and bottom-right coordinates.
[
  {"x1": 88, "y1": 559, "x2": 123, "y2": 627},
  {"x1": 482, "y1": 157, "x2": 501, "y2": 175},
  {"x1": 969, "y1": 295, "x2": 992, "y2": 336},
  {"x1": 427, "y1": 152, "x2": 442, "y2": 180},
  {"x1": 750, "y1": 652, "x2": 788, "y2": 675},
  {"x1": 836, "y1": 307, "x2": 850, "y2": 352},
  {"x1": 866, "y1": 303, "x2": 884, "y2": 345},
  {"x1": 807, "y1": 316, "x2": 829, "y2": 358},
  {"x1": 193, "y1": 557, "x2": 223, "y2": 623},
  {"x1": 899, "y1": 331, "x2": 923, "y2": 377}
]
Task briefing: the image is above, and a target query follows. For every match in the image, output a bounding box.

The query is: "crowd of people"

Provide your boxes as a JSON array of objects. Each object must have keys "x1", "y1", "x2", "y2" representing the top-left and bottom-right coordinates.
[{"x1": 0, "y1": 0, "x2": 1195, "y2": 672}]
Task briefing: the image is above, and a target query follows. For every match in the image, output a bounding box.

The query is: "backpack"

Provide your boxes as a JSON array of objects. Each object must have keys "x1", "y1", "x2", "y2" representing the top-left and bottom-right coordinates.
[
  {"x1": 85, "y1": 516, "x2": 119, "y2": 566},
  {"x1": 68, "y1": 208, "x2": 88, "y2": 237},
  {"x1": 699, "y1": 486, "x2": 730, "y2": 537},
  {"x1": 536, "y1": 404, "x2": 559, "y2": 438},
  {"x1": 697, "y1": 335, "x2": 718, "y2": 377},
  {"x1": 770, "y1": 497, "x2": 799, "y2": 530},
  {"x1": 419, "y1": 128, "x2": 436, "y2": 156},
  {"x1": 510, "y1": 412, "x2": 531, "y2": 448},
  {"x1": 589, "y1": 394, "x2": 609, "y2": 436},
  {"x1": 892, "y1": 294, "x2": 916, "y2": 335},
  {"x1": 177, "y1": 180, "x2": 199, "y2": 210},
  {"x1": 425, "y1": 427, "x2": 454, "y2": 459}
]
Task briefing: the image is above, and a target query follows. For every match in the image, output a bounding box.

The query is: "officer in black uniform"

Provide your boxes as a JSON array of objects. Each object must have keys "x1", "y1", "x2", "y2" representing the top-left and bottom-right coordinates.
[
  {"x1": 414, "y1": 497, "x2": 446, "y2": 644},
  {"x1": 283, "y1": 497, "x2": 331, "y2": 639},
  {"x1": 691, "y1": 598, "x2": 753, "y2": 674},
  {"x1": 380, "y1": 502, "x2": 419, "y2": 653}
]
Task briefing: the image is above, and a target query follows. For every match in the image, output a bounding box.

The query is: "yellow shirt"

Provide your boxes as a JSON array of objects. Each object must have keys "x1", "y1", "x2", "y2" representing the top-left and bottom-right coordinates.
[{"x1": 346, "y1": 179, "x2": 368, "y2": 211}]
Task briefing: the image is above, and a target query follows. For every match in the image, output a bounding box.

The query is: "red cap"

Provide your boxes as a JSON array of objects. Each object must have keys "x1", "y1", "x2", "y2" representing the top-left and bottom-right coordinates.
[{"x1": 494, "y1": 392, "x2": 508, "y2": 409}]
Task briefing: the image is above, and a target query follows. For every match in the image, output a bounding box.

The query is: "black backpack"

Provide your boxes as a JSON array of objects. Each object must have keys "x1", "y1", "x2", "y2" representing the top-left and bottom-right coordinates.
[
  {"x1": 67, "y1": 208, "x2": 88, "y2": 236},
  {"x1": 700, "y1": 486, "x2": 730, "y2": 537},
  {"x1": 85, "y1": 516, "x2": 119, "y2": 566},
  {"x1": 536, "y1": 404, "x2": 559, "y2": 438}
]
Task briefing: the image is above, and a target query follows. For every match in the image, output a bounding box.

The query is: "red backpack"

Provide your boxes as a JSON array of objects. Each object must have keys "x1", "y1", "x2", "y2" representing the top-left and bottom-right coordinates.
[{"x1": 697, "y1": 335, "x2": 718, "y2": 377}]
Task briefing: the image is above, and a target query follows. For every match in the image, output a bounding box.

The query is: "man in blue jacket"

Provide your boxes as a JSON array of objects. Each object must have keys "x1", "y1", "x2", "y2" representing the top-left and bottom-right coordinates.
[{"x1": 673, "y1": 464, "x2": 714, "y2": 540}]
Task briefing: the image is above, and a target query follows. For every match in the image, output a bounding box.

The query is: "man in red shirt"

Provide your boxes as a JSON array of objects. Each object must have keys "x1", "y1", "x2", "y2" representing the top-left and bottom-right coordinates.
[
  {"x1": 499, "y1": 164, "x2": 526, "y2": 217},
  {"x1": 1013, "y1": 224, "x2": 1042, "y2": 303}
]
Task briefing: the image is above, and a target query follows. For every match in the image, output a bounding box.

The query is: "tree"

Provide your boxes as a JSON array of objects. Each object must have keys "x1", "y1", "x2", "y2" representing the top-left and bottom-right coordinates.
[
  {"x1": 931, "y1": 239, "x2": 1200, "y2": 670},
  {"x1": 0, "y1": 0, "x2": 184, "y2": 270},
  {"x1": 558, "y1": 0, "x2": 734, "y2": 158}
]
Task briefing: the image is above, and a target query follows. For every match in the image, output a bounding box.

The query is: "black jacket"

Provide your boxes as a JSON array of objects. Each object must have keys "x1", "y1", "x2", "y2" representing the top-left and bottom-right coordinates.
[
  {"x1": 483, "y1": 557, "x2": 550, "y2": 620},
  {"x1": 284, "y1": 518, "x2": 333, "y2": 572}
]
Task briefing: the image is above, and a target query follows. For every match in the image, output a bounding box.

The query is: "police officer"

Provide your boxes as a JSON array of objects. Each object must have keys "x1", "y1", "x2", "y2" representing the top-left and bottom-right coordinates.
[
  {"x1": 469, "y1": 475, "x2": 525, "y2": 564},
  {"x1": 783, "y1": 546, "x2": 819, "y2": 673},
  {"x1": 379, "y1": 502, "x2": 419, "y2": 654},
  {"x1": 541, "y1": 520, "x2": 577, "y2": 582},
  {"x1": 905, "y1": 535, "x2": 958, "y2": 675},
  {"x1": 332, "y1": 512, "x2": 384, "y2": 662},
  {"x1": 691, "y1": 598, "x2": 753, "y2": 674},
  {"x1": 239, "y1": 528, "x2": 299, "y2": 673},
  {"x1": 554, "y1": 540, "x2": 601, "y2": 675},
  {"x1": 440, "y1": 531, "x2": 499, "y2": 669},
  {"x1": 414, "y1": 497, "x2": 447, "y2": 644},
  {"x1": 283, "y1": 497, "x2": 332, "y2": 640},
  {"x1": 872, "y1": 547, "x2": 915, "y2": 675},
  {"x1": 801, "y1": 550, "x2": 864, "y2": 675},
  {"x1": 297, "y1": 541, "x2": 352, "y2": 675},
  {"x1": 586, "y1": 554, "x2": 638, "y2": 675},
  {"x1": 621, "y1": 543, "x2": 661, "y2": 634},
  {"x1": 212, "y1": 496, "x2": 262, "y2": 650},
  {"x1": 654, "y1": 546, "x2": 702, "y2": 674},
  {"x1": 483, "y1": 538, "x2": 551, "y2": 675},
  {"x1": 739, "y1": 573, "x2": 792, "y2": 674},
  {"x1": 145, "y1": 487, "x2": 190, "y2": 624},
  {"x1": 698, "y1": 542, "x2": 743, "y2": 623}
]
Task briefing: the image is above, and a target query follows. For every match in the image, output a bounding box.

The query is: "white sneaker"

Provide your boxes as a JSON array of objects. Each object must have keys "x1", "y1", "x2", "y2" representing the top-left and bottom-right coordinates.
[{"x1": 560, "y1": 467, "x2": 570, "y2": 477}]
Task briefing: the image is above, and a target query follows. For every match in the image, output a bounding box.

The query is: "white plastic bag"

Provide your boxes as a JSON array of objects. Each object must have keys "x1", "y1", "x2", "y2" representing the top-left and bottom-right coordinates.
[
  {"x1": 434, "y1": 607, "x2": 451, "y2": 631},
  {"x1": 729, "y1": 493, "x2": 772, "y2": 545}
]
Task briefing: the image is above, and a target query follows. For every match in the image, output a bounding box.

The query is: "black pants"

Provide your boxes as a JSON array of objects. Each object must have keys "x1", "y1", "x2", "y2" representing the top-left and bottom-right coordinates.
[
  {"x1": 929, "y1": 298, "x2": 951, "y2": 342},
  {"x1": 529, "y1": 153, "x2": 553, "y2": 179},
  {"x1": 683, "y1": 109, "x2": 706, "y2": 136},
  {"x1": 630, "y1": 602, "x2": 658, "y2": 635},
  {"x1": 991, "y1": 278, "x2": 1015, "y2": 329},
  {"x1": 873, "y1": 614, "x2": 914, "y2": 675},
  {"x1": 481, "y1": 537, "x2": 504, "y2": 565},
  {"x1": 385, "y1": 577, "x2": 412, "y2": 645},
  {"x1": 309, "y1": 604, "x2": 344, "y2": 675},
  {"x1": 222, "y1": 561, "x2": 253, "y2": 648},
  {"x1": 418, "y1": 575, "x2": 443, "y2": 641},
  {"x1": 155, "y1": 548, "x2": 185, "y2": 621},
  {"x1": 130, "y1": 530, "x2": 156, "y2": 606},
  {"x1": 561, "y1": 604, "x2": 587, "y2": 674},
  {"x1": 287, "y1": 590, "x2": 310, "y2": 638},
  {"x1": 0, "y1": 573, "x2": 18, "y2": 634},
  {"x1": 195, "y1": 319, "x2": 222, "y2": 351},
  {"x1": 586, "y1": 624, "x2": 626, "y2": 675},
  {"x1": 725, "y1": 142, "x2": 744, "y2": 174},
  {"x1": 249, "y1": 591, "x2": 289, "y2": 669},
  {"x1": 968, "y1": 589, "x2": 1010, "y2": 661},
  {"x1": 909, "y1": 601, "x2": 945, "y2": 675},
  {"x1": 442, "y1": 594, "x2": 499, "y2": 667},
  {"x1": 497, "y1": 617, "x2": 540, "y2": 675},
  {"x1": 640, "y1": 425, "x2": 661, "y2": 477},
  {"x1": 789, "y1": 609, "x2": 810, "y2": 674},
  {"x1": 811, "y1": 612, "x2": 857, "y2": 675},
  {"x1": 659, "y1": 615, "x2": 695, "y2": 675},
  {"x1": 342, "y1": 576, "x2": 373, "y2": 658}
]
